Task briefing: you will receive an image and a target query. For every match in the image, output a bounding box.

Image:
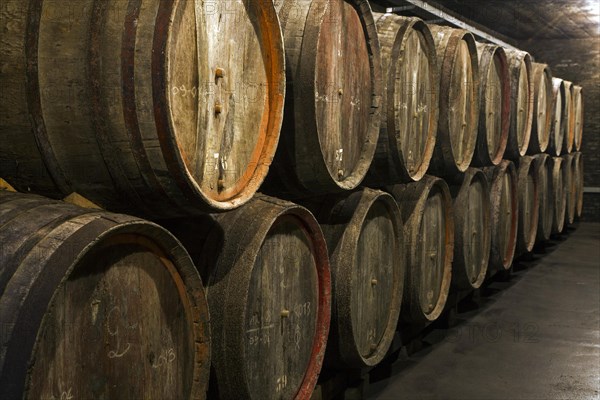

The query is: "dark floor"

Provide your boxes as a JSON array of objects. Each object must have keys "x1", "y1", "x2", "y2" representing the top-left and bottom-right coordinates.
[{"x1": 368, "y1": 223, "x2": 600, "y2": 400}]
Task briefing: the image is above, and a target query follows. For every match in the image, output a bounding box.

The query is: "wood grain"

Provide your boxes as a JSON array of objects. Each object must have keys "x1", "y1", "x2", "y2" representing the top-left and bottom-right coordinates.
[
  {"x1": 551, "y1": 156, "x2": 567, "y2": 234},
  {"x1": 386, "y1": 176, "x2": 454, "y2": 324},
  {"x1": 0, "y1": 192, "x2": 210, "y2": 400},
  {"x1": 572, "y1": 86, "x2": 584, "y2": 151},
  {"x1": 166, "y1": 195, "x2": 331, "y2": 400},
  {"x1": 516, "y1": 156, "x2": 540, "y2": 255},
  {"x1": 449, "y1": 169, "x2": 490, "y2": 289},
  {"x1": 562, "y1": 154, "x2": 577, "y2": 225},
  {"x1": 265, "y1": 0, "x2": 381, "y2": 196},
  {"x1": 365, "y1": 13, "x2": 438, "y2": 185},
  {"x1": 427, "y1": 25, "x2": 479, "y2": 177},
  {"x1": 472, "y1": 44, "x2": 510, "y2": 167},
  {"x1": 528, "y1": 63, "x2": 553, "y2": 154},
  {"x1": 0, "y1": 0, "x2": 285, "y2": 216},
  {"x1": 483, "y1": 160, "x2": 518, "y2": 274},
  {"x1": 306, "y1": 189, "x2": 404, "y2": 369},
  {"x1": 573, "y1": 152, "x2": 584, "y2": 219},
  {"x1": 562, "y1": 80, "x2": 575, "y2": 153},
  {"x1": 548, "y1": 78, "x2": 566, "y2": 156},
  {"x1": 533, "y1": 154, "x2": 553, "y2": 243},
  {"x1": 504, "y1": 50, "x2": 534, "y2": 159}
]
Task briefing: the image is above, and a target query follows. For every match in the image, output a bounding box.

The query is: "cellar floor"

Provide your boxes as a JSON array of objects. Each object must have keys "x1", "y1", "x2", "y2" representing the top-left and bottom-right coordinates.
[{"x1": 367, "y1": 222, "x2": 600, "y2": 400}]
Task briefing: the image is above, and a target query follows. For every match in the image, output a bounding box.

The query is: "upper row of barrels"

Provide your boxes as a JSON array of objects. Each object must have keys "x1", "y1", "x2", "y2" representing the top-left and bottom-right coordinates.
[{"x1": 0, "y1": 0, "x2": 584, "y2": 218}]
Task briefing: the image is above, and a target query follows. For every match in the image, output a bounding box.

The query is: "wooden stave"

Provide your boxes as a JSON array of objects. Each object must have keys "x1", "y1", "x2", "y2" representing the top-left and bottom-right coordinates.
[
  {"x1": 562, "y1": 80, "x2": 575, "y2": 153},
  {"x1": 563, "y1": 154, "x2": 577, "y2": 225},
  {"x1": 533, "y1": 154, "x2": 553, "y2": 243},
  {"x1": 483, "y1": 160, "x2": 519, "y2": 273},
  {"x1": 551, "y1": 156, "x2": 567, "y2": 234},
  {"x1": 364, "y1": 13, "x2": 438, "y2": 185},
  {"x1": 515, "y1": 156, "x2": 540, "y2": 255},
  {"x1": 166, "y1": 195, "x2": 331, "y2": 400},
  {"x1": 572, "y1": 86, "x2": 584, "y2": 151},
  {"x1": 548, "y1": 78, "x2": 566, "y2": 156},
  {"x1": 386, "y1": 176, "x2": 454, "y2": 324},
  {"x1": 504, "y1": 49, "x2": 534, "y2": 160},
  {"x1": 427, "y1": 25, "x2": 480, "y2": 177},
  {"x1": 265, "y1": 0, "x2": 382, "y2": 197},
  {"x1": 0, "y1": 191, "x2": 210, "y2": 400},
  {"x1": 448, "y1": 168, "x2": 491, "y2": 290},
  {"x1": 0, "y1": 0, "x2": 285, "y2": 217},
  {"x1": 305, "y1": 189, "x2": 404, "y2": 369},
  {"x1": 472, "y1": 43, "x2": 510, "y2": 167},
  {"x1": 528, "y1": 63, "x2": 553, "y2": 154},
  {"x1": 574, "y1": 152, "x2": 584, "y2": 219}
]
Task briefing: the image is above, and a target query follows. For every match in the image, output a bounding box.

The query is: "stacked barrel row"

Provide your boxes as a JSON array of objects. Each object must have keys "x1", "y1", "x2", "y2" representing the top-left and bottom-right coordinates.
[{"x1": 0, "y1": 1, "x2": 586, "y2": 400}]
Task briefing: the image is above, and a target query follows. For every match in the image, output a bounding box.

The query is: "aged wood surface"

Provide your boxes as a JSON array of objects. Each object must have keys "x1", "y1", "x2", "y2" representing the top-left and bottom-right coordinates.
[
  {"x1": 0, "y1": 0, "x2": 285, "y2": 216},
  {"x1": 427, "y1": 25, "x2": 479, "y2": 177},
  {"x1": 473, "y1": 43, "x2": 509, "y2": 167},
  {"x1": 0, "y1": 192, "x2": 210, "y2": 400},
  {"x1": 533, "y1": 154, "x2": 553, "y2": 243},
  {"x1": 449, "y1": 169, "x2": 490, "y2": 290},
  {"x1": 563, "y1": 154, "x2": 577, "y2": 225},
  {"x1": 548, "y1": 78, "x2": 565, "y2": 156},
  {"x1": 266, "y1": 0, "x2": 381, "y2": 196},
  {"x1": 572, "y1": 86, "x2": 584, "y2": 151},
  {"x1": 528, "y1": 63, "x2": 553, "y2": 154},
  {"x1": 483, "y1": 160, "x2": 518, "y2": 274},
  {"x1": 504, "y1": 49, "x2": 533, "y2": 159},
  {"x1": 551, "y1": 156, "x2": 567, "y2": 234},
  {"x1": 306, "y1": 189, "x2": 403, "y2": 369},
  {"x1": 364, "y1": 13, "x2": 438, "y2": 185},
  {"x1": 562, "y1": 80, "x2": 575, "y2": 153},
  {"x1": 573, "y1": 152, "x2": 584, "y2": 219},
  {"x1": 386, "y1": 176, "x2": 454, "y2": 324},
  {"x1": 167, "y1": 195, "x2": 331, "y2": 400},
  {"x1": 516, "y1": 156, "x2": 539, "y2": 255}
]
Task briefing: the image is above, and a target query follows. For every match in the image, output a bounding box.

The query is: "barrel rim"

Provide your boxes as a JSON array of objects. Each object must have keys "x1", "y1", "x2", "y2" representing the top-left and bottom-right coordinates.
[
  {"x1": 517, "y1": 155, "x2": 540, "y2": 254},
  {"x1": 562, "y1": 80, "x2": 575, "y2": 153},
  {"x1": 452, "y1": 168, "x2": 491, "y2": 289},
  {"x1": 572, "y1": 85, "x2": 584, "y2": 151},
  {"x1": 551, "y1": 156, "x2": 567, "y2": 234},
  {"x1": 329, "y1": 189, "x2": 404, "y2": 367},
  {"x1": 530, "y1": 63, "x2": 554, "y2": 154},
  {"x1": 549, "y1": 77, "x2": 566, "y2": 156},
  {"x1": 533, "y1": 153, "x2": 554, "y2": 242},
  {"x1": 506, "y1": 49, "x2": 534, "y2": 158}
]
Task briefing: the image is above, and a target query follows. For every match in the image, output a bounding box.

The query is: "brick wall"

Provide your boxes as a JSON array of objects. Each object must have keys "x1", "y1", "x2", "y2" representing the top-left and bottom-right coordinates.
[{"x1": 520, "y1": 37, "x2": 600, "y2": 221}]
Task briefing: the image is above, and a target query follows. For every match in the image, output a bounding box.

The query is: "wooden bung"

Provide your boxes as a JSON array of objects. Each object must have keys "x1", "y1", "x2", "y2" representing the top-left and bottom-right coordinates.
[
  {"x1": 0, "y1": 0, "x2": 285, "y2": 216},
  {"x1": 0, "y1": 192, "x2": 210, "y2": 399}
]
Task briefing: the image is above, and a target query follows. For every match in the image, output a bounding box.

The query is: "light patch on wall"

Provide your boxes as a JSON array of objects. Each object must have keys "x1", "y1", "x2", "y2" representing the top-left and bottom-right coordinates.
[{"x1": 585, "y1": 0, "x2": 600, "y2": 33}]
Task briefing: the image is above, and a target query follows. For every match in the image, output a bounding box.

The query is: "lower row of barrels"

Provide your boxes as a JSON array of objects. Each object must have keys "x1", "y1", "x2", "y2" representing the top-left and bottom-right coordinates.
[{"x1": 0, "y1": 152, "x2": 583, "y2": 400}]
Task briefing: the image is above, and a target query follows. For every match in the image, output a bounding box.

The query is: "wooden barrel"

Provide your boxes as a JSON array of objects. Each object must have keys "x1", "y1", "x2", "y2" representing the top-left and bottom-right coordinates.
[
  {"x1": 504, "y1": 50, "x2": 534, "y2": 159},
  {"x1": 386, "y1": 176, "x2": 454, "y2": 323},
  {"x1": 0, "y1": 1, "x2": 285, "y2": 216},
  {"x1": 528, "y1": 63, "x2": 553, "y2": 154},
  {"x1": 306, "y1": 189, "x2": 403, "y2": 368},
  {"x1": 449, "y1": 169, "x2": 491, "y2": 289},
  {"x1": 166, "y1": 195, "x2": 331, "y2": 400},
  {"x1": 483, "y1": 160, "x2": 518, "y2": 273},
  {"x1": 427, "y1": 25, "x2": 479, "y2": 177},
  {"x1": 563, "y1": 154, "x2": 577, "y2": 225},
  {"x1": 516, "y1": 156, "x2": 540, "y2": 254},
  {"x1": 533, "y1": 154, "x2": 553, "y2": 243},
  {"x1": 562, "y1": 80, "x2": 575, "y2": 153},
  {"x1": 364, "y1": 13, "x2": 438, "y2": 185},
  {"x1": 472, "y1": 43, "x2": 510, "y2": 167},
  {"x1": 573, "y1": 86, "x2": 584, "y2": 151},
  {"x1": 548, "y1": 78, "x2": 566, "y2": 156},
  {"x1": 551, "y1": 156, "x2": 567, "y2": 234},
  {"x1": 265, "y1": 0, "x2": 382, "y2": 196},
  {"x1": 574, "y1": 152, "x2": 584, "y2": 219},
  {"x1": 0, "y1": 192, "x2": 210, "y2": 399}
]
